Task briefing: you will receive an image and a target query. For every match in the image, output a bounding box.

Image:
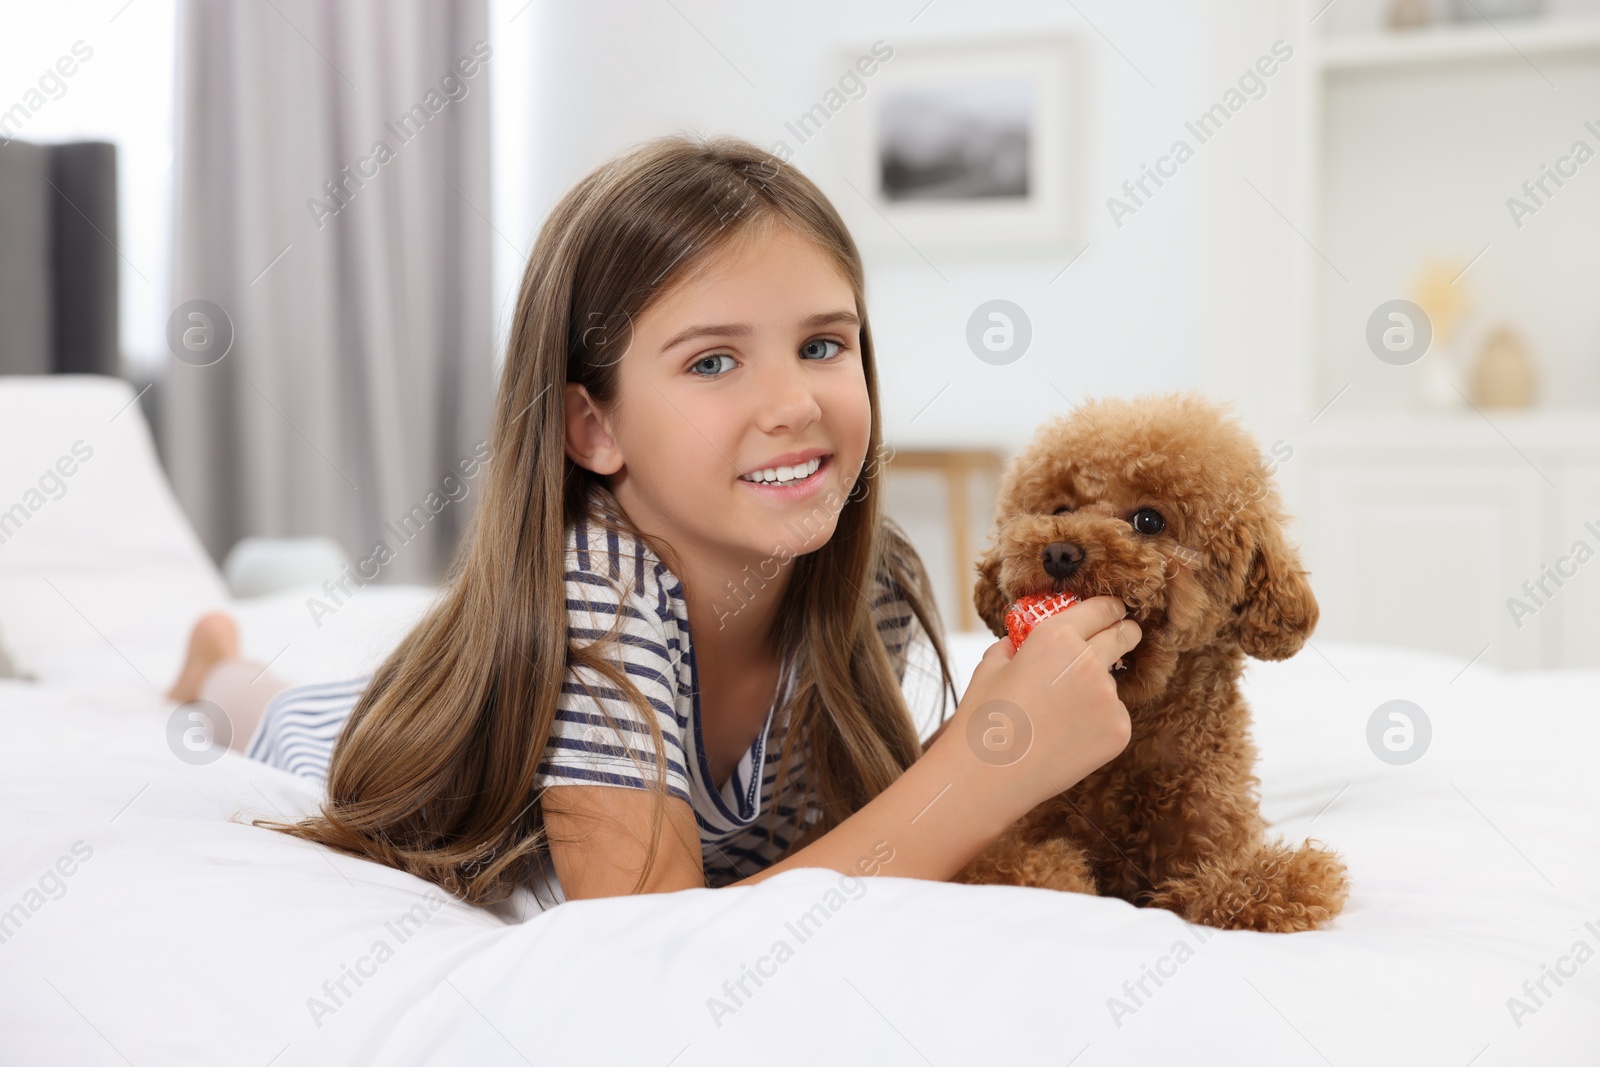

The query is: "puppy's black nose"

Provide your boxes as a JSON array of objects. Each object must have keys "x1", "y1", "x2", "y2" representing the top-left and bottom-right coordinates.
[{"x1": 1041, "y1": 541, "x2": 1084, "y2": 581}]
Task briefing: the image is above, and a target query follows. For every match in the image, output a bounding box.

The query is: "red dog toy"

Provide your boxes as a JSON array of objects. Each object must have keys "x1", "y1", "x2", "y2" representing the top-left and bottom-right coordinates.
[{"x1": 1005, "y1": 591, "x2": 1080, "y2": 650}]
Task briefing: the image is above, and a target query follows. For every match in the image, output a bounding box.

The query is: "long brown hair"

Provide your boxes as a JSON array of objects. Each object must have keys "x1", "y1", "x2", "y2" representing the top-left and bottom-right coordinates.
[{"x1": 263, "y1": 134, "x2": 956, "y2": 905}]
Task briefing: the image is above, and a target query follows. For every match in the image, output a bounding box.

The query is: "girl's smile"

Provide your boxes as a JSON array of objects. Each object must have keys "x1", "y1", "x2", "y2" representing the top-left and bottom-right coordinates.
[{"x1": 737, "y1": 450, "x2": 834, "y2": 500}]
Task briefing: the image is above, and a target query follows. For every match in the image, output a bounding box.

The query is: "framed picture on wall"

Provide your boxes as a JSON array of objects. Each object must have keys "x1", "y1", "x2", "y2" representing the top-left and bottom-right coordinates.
[{"x1": 836, "y1": 34, "x2": 1081, "y2": 256}]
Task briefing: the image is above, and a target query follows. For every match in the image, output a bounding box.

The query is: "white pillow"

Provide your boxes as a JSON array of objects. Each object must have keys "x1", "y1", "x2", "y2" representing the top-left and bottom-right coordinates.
[
  {"x1": 222, "y1": 535, "x2": 353, "y2": 598},
  {"x1": 0, "y1": 375, "x2": 229, "y2": 691}
]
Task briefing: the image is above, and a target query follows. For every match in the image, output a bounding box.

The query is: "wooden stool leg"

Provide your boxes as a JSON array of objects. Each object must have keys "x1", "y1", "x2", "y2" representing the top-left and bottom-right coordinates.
[
  {"x1": 948, "y1": 459, "x2": 976, "y2": 631},
  {"x1": 882, "y1": 448, "x2": 1005, "y2": 635}
]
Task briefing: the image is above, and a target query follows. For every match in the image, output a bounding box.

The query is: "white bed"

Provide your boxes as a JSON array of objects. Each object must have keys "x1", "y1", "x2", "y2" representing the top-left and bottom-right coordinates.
[{"x1": 2, "y1": 376, "x2": 1596, "y2": 1065}]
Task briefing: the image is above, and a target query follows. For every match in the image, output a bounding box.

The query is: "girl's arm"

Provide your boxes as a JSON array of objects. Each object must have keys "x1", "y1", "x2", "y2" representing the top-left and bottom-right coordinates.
[
  {"x1": 541, "y1": 737, "x2": 1012, "y2": 898},
  {"x1": 543, "y1": 737, "x2": 1014, "y2": 899},
  {"x1": 739, "y1": 598, "x2": 1139, "y2": 888},
  {"x1": 542, "y1": 785, "x2": 706, "y2": 898},
  {"x1": 732, "y1": 728, "x2": 1026, "y2": 887},
  {"x1": 921, "y1": 714, "x2": 954, "y2": 751},
  {"x1": 546, "y1": 598, "x2": 1139, "y2": 899}
]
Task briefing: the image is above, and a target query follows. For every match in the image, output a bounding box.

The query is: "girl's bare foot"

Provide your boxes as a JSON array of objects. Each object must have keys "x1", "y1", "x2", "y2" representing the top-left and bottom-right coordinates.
[{"x1": 167, "y1": 611, "x2": 240, "y2": 702}]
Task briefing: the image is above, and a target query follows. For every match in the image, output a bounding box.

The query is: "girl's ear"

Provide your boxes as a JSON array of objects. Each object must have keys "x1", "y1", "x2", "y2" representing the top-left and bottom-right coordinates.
[
  {"x1": 564, "y1": 383, "x2": 623, "y2": 475},
  {"x1": 973, "y1": 546, "x2": 1009, "y2": 638}
]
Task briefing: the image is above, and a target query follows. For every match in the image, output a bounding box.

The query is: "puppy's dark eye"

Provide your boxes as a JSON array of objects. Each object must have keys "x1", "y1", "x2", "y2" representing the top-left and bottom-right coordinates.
[
  {"x1": 1051, "y1": 505, "x2": 1072, "y2": 515},
  {"x1": 1130, "y1": 508, "x2": 1165, "y2": 535}
]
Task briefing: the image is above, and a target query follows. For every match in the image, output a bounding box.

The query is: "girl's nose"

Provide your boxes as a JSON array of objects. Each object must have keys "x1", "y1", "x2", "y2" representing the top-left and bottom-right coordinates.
[{"x1": 754, "y1": 354, "x2": 823, "y2": 432}]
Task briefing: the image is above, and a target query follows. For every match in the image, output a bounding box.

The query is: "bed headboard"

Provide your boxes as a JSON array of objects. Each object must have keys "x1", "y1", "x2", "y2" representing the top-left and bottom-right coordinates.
[{"x1": 0, "y1": 140, "x2": 119, "y2": 377}]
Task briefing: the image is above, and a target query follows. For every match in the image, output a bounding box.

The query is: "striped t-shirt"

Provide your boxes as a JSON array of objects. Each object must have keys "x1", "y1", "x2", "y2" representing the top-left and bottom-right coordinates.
[{"x1": 247, "y1": 499, "x2": 922, "y2": 893}]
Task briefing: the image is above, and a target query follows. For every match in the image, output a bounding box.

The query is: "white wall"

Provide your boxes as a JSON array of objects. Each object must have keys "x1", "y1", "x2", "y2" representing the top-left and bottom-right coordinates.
[{"x1": 490, "y1": 0, "x2": 1262, "y2": 452}]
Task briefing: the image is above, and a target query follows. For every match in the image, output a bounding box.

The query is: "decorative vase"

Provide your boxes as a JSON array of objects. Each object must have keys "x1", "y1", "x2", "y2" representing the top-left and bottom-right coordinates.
[
  {"x1": 1471, "y1": 327, "x2": 1536, "y2": 408},
  {"x1": 1389, "y1": 0, "x2": 1433, "y2": 29}
]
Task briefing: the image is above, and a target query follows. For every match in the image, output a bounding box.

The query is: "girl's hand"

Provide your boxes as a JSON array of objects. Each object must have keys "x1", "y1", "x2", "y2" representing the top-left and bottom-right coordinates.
[{"x1": 929, "y1": 596, "x2": 1139, "y2": 820}]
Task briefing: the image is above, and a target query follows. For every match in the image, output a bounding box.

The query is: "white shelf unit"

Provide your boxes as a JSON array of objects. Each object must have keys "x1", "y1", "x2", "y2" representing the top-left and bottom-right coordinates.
[
  {"x1": 1297, "y1": 410, "x2": 1600, "y2": 670},
  {"x1": 1306, "y1": 12, "x2": 1600, "y2": 415},
  {"x1": 1282, "y1": 6, "x2": 1600, "y2": 669},
  {"x1": 1318, "y1": 13, "x2": 1600, "y2": 69}
]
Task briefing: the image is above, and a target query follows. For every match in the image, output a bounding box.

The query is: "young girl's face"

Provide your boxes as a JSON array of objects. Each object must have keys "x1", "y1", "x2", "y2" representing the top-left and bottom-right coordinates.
[{"x1": 575, "y1": 222, "x2": 872, "y2": 575}]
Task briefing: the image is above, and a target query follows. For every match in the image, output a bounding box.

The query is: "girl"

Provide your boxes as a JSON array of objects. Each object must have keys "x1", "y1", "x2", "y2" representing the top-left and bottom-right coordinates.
[{"x1": 168, "y1": 134, "x2": 1140, "y2": 909}]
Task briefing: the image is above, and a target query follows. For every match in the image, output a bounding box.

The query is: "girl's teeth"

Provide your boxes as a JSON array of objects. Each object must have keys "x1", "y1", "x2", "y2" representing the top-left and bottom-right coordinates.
[{"x1": 743, "y1": 457, "x2": 822, "y2": 484}]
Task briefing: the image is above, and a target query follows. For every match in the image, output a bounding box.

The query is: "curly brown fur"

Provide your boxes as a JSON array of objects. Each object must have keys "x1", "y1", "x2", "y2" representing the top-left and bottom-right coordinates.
[{"x1": 954, "y1": 393, "x2": 1349, "y2": 932}]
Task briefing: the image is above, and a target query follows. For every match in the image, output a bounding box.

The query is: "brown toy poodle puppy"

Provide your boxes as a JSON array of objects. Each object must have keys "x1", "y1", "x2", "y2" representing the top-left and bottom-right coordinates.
[{"x1": 953, "y1": 393, "x2": 1349, "y2": 932}]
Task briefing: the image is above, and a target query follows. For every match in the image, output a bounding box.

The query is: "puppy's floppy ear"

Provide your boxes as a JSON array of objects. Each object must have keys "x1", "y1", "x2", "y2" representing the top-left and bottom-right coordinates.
[
  {"x1": 1231, "y1": 515, "x2": 1319, "y2": 660},
  {"x1": 973, "y1": 546, "x2": 1009, "y2": 638}
]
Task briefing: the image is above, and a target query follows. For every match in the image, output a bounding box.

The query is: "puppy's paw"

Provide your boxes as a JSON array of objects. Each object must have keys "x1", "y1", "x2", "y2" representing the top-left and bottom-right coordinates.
[{"x1": 1146, "y1": 839, "x2": 1349, "y2": 932}]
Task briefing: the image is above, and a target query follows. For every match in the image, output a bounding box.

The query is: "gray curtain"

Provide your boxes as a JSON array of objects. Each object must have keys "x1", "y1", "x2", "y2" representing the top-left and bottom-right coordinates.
[{"x1": 166, "y1": 0, "x2": 494, "y2": 585}]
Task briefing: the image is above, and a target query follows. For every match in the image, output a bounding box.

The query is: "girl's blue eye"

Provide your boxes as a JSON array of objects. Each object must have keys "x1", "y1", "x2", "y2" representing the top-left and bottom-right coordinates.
[
  {"x1": 690, "y1": 354, "x2": 736, "y2": 377},
  {"x1": 801, "y1": 338, "x2": 844, "y2": 361}
]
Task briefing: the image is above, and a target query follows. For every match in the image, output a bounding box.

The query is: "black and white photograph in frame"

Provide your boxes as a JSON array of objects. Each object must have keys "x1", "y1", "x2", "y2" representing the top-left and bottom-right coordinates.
[{"x1": 838, "y1": 34, "x2": 1080, "y2": 256}]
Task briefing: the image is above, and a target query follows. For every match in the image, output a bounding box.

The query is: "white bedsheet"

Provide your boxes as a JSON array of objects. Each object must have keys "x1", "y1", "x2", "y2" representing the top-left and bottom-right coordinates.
[
  {"x1": 3, "y1": 377, "x2": 1595, "y2": 1063},
  {"x1": 3, "y1": 638, "x2": 1596, "y2": 1066}
]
